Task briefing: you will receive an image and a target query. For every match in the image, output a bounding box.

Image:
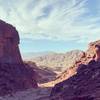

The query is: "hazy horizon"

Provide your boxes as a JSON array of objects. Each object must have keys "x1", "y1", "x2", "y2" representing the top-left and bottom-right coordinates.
[{"x1": 20, "y1": 38, "x2": 89, "y2": 54}]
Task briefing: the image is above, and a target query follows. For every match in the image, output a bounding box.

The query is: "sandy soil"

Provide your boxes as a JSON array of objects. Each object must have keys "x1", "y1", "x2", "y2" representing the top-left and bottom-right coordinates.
[{"x1": 0, "y1": 85, "x2": 52, "y2": 100}]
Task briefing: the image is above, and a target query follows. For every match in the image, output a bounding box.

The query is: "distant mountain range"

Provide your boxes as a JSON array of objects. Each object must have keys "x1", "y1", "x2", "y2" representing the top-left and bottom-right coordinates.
[
  {"x1": 22, "y1": 51, "x2": 56, "y2": 60},
  {"x1": 23, "y1": 50, "x2": 85, "y2": 72}
]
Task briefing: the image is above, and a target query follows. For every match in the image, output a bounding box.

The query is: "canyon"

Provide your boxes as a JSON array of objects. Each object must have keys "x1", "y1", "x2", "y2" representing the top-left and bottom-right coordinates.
[{"x1": 0, "y1": 20, "x2": 100, "y2": 100}]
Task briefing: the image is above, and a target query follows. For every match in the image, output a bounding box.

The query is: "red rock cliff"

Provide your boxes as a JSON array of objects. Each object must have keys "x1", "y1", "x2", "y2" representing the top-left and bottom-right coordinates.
[
  {"x1": 50, "y1": 40, "x2": 100, "y2": 100},
  {"x1": 0, "y1": 20, "x2": 22, "y2": 64},
  {"x1": 0, "y1": 20, "x2": 37, "y2": 96}
]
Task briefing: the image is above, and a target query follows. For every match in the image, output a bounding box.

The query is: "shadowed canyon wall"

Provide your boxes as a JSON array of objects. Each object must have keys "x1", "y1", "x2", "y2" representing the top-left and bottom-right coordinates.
[{"x1": 0, "y1": 20, "x2": 37, "y2": 96}]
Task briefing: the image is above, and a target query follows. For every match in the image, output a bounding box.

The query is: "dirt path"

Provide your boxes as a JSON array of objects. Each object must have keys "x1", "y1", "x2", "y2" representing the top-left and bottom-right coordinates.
[{"x1": 0, "y1": 86, "x2": 52, "y2": 100}]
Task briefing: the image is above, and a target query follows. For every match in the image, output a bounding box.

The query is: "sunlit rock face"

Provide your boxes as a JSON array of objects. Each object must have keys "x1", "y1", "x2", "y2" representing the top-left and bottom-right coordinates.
[
  {"x1": 0, "y1": 20, "x2": 22, "y2": 64},
  {"x1": 50, "y1": 40, "x2": 100, "y2": 100},
  {"x1": 86, "y1": 40, "x2": 100, "y2": 58},
  {"x1": 0, "y1": 20, "x2": 37, "y2": 96}
]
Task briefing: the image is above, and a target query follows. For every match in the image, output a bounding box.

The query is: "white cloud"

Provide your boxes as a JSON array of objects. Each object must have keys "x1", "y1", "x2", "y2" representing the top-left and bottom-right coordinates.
[{"x1": 0, "y1": 0, "x2": 100, "y2": 43}]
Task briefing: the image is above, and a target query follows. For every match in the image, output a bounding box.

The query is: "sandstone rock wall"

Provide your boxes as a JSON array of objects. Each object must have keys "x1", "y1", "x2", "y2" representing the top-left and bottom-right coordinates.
[
  {"x1": 0, "y1": 20, "x2": 37, "y2": 96},
  {"x1": 0, "y1": 20, "x2": 22, "y2": 64},
  {"x1": 50, "y1": 40, "x2": 100, "y2": 100}
]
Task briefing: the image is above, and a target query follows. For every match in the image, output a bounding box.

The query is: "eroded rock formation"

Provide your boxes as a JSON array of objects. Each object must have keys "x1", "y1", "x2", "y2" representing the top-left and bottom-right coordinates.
[
  {"x1": 50, "y1": 40, "x2": 100, "y2": 100},
  {"x1": 0, "y1": 20, "x2": 37, "y2": 95},
  {"x1": 31, "y1": 50, "x2": 85, "y2": 72},
  {"x1": 0, "y1": 20, "x2": 23, "y2": 64}
]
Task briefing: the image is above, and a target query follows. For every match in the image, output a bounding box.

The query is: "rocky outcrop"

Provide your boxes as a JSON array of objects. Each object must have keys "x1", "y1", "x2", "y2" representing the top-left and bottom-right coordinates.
[
  {"x1": 0, "y1": 20, "x2": 22, "y2": 64},
  {"x1": 50, "y1": 40, "x2": 100, "y2": 100},
  {"x1": 86, "y1": 40, "x2": 100, "y2": 58},
  {"x1": 0, "y1": 20, "x2": 37, "y2": 95},
  {"x1": 52, "y1": 40, "x2": 99, "y2": 84},
  {"x1": 25, "y1": 61, "x2": 57, "y2": 83}
]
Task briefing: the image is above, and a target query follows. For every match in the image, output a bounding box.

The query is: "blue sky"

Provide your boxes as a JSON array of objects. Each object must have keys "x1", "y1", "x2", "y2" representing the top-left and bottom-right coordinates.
[
  {"x1": 20, "y1": 38, "x2": 88, "y2": 53},
  {"x1": 0, "y1": 0, "x2": 100, "y2": 53}
]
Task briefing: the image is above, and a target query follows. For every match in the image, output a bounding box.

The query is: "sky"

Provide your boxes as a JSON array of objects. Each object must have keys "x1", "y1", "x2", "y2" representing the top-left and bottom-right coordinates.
[{"x1": 0, "y1": 0, "x2": 100, "y2": 53}]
